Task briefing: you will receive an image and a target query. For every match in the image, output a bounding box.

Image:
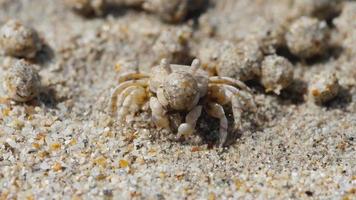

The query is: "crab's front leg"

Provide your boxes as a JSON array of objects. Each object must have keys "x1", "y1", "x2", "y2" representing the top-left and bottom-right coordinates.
[
  {"x1": 176, "y1": 106, "x2": 203, "y2": 139},
  {"x1": 205, "y1": 102, "x2": 228, "y2": 147},
  {"x1": 207, "y1": 84, "x2": 257, "y2": 146},
  {"x1": 117, "y1": 86, "x2": 147, "y2": 122},
  {"x1": 149, "y1": 97, "x2": 170, "y2": 130},
  {"x1": 110, "y1": 79, "x2": 148, "y2": 116}
]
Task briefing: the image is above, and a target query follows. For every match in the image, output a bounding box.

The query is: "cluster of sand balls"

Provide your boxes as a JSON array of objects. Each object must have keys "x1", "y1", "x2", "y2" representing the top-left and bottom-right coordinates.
[
  {"x1": 197, "y1": 10, "x2": 342, "y2": 104},
  {"x1": 196, "y1": 7, "x2": 339, "y2": 98},
  {"x1": 64, "y1": 0, "x2": 206, "y2": 23},
  {"x1": 1, "y1": 1, "x2": 344, "y2": 106},
  {"x1": 198, "y1": 39, "x2": 294, "y2": 95},
  {"x1": 0, "y1": 20, "x2": 42, "y2": 102},
  {"x1": 63, "y1": 0, "x2": 342, "y2": 105}
]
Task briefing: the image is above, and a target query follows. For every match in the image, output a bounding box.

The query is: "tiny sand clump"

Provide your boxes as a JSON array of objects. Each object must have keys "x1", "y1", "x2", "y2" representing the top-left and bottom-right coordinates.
[
  {"x1": 286, "y1": 16, "x2": 330, "y2": 58},
  {"x1": 308, "y1": 71, "x2": 340, "y2": 105},
  {"x1": 2, "y1": 60, "x2": 41, "y2": 102},
  {"x1": 261, "y1": 55, "x2": 294, "y2": 95},
  {"x1": 0, "y1": 19, "x2": 41, "y2": 59}
]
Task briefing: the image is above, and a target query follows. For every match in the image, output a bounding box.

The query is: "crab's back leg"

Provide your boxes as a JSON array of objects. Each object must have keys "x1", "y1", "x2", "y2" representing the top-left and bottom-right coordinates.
[
  {"x1": 209, "y1": 76, "x2": 250, "y2": 92},
  {"x1": 205, "y1": 102, "x2": 228, "y2": 147},
  {"x1": 118, "y1": 72, "x2": 150, "y2": 83},
  {"x1": 207, "y1": 84, "x2": 230, "y2": 105},
  {"x1": 224, "y1": 85, "x2": 257, "y2": 112},
  {"x1": 110, "y1": 79, "x2": 148, "y2": 116},
  {"x1": 191, "y1": 59, "x2": 201, "y2": 74},
  {"x1": 224, "y1": 85, "x2": 257, "y2": 130},
  {"x1": 149, "y1": 97, "x2": 170, "y2": 130},
  {"x1": 177, "y1": 105, "x2": 203, "y2": 138}
]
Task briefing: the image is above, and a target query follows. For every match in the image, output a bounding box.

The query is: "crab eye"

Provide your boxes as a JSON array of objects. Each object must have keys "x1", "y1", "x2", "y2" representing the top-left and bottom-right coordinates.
[
  {"x1": 159, "y1": 59, "x2": 172, "y2": 74},
  {"x1": 191, "y1": 59, "x2": 201, "y2": 73}
]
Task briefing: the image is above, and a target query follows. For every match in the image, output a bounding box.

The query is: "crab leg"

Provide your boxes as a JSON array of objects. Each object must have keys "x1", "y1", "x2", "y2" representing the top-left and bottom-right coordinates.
[
  {"x1": 223, "y1": 85, "x2": 257, "y2": 131},
  {"x1": 117, "y1": 87, "x2": 147, "y2": 122},
  {"x1": 207, "y1": 84, "x2": 230, "y2": 105},
  {"x1": 110, "y1": 79, "x2": 148, "y2": 116},
  {"x1": 117, "y1": 91, "x2": 134, "y2": 122},
  {"x1": 177, "y1": 105, "x2": 203, "y2": 138},
  {"x1": 209, "y1": 76, "x2": 250, "y2": 92},
  {"x1": 116, "y1": 86, "x2": 142, "y2": 109},
  {"x1": 149, "y1": 97, "x2": 170, "y2": 130},
  {"x1": 224, "y1": 85, "x2": 257, "y2": 112},
  {"x1": 205, "y1": 102, "x2": 228, "y2": 147},
  {"x1": 118, "y1": 72, "x2": 150, "y2": 83},
  {"x1": 112, "y1": 85, "x2": 142, "y2": 118},
  {"x1": 159, "y1": 58, "x2": 172, "y2": 74},
  {"x1": 190, "y1": 59, "x2": 201, "y2": 74}
]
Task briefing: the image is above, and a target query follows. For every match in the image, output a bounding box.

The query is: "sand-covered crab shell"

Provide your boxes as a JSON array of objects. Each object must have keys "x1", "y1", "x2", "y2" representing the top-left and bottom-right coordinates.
[{"x1": 149, "y1": 59, "x2": 209, "y2": 111}]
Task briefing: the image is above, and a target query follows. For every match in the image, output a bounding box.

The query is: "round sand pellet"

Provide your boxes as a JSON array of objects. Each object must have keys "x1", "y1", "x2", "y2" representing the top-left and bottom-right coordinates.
[
  {"x1": 286, "y1": 16, "x2": 330, "y2": 58},
  {"x1": 0, "y1": 20, "x2": 41, "y2": 59},
  {"x1": 261, "y1": 55, "x2": 294, "y2": 95},
  {"x1": 309, "y1": 72, "x2": 340, "y2": 105},
  {"x1": 3, "y1": 60, "x2": 41, "y2": 102}
]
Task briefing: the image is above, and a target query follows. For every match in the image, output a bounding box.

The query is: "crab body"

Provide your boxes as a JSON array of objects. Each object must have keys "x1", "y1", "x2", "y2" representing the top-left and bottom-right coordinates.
[{"x1": 111, "y1": 59, "x2": 256, "y2": 146}]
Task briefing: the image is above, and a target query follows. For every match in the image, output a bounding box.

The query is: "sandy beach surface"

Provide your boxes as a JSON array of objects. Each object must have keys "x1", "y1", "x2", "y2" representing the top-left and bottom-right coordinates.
[{"x1": 0, "y1": 0, "x2": 355, "y2": 199}]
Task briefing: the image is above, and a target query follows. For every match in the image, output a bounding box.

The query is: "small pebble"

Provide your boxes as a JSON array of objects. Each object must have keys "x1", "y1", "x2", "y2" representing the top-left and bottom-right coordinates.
[
  {"x1": 308, "y1": 72, "x2": 340, "y2": 105},
  {"x1": 261, "y1": 55, "x2": 294, "y2": 95},
  {"x1": 286, "y1": 16, "x2": 330, "y2": 58},
  {"x1": 3, "y1": 60, "x2": 41, "y2": 102},
  {"x1": 0, "y1": 19, "x2": 41, "y2": 59}
]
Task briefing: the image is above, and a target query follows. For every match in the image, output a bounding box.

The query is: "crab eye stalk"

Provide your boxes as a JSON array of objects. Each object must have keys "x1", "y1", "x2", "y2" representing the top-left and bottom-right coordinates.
[
  {"x1": 160, "y1": 59, "x2": 172, "y2": 74},
  {"x1": 191, "y1": 59, "x2": 201, "y2": 74}
]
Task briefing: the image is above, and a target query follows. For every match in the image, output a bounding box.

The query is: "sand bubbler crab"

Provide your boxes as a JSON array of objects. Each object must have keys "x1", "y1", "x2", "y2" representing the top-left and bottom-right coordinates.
[{"x1": 110, "y1": 59, "x2": 257, "y2": 146}]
